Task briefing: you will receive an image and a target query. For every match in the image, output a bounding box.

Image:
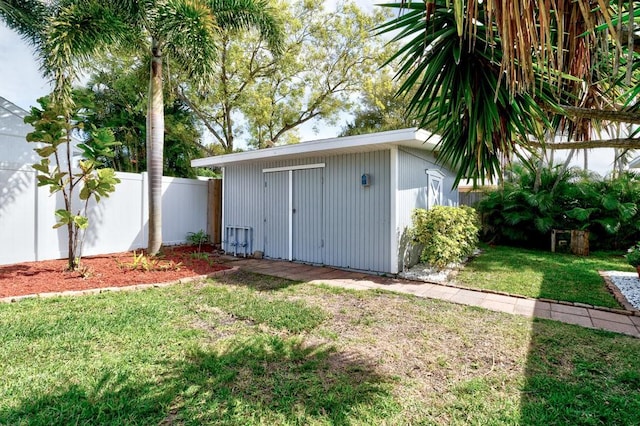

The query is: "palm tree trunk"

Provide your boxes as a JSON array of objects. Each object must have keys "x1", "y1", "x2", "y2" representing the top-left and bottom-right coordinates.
[
  {"x1": 551, "y1": 149, "x2": 575, "y2": 194},
  {"x1": 147, "y1": 37, "x2": 164, "y2": 256},
  {"x1": 583, "y1": 149, "x2": 588, "y2": 171}
]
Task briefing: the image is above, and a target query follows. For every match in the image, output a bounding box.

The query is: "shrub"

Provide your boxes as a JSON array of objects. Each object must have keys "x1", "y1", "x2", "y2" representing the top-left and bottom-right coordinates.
[
  {"x1": 625, "y1": 242, "x2": 640, "y2": 267},
  {"x1": 25, "y1": 93, "x2": 121, "y2": 271},
  {"x1": 186, "y1": 230, "x2": 210, "y2": 252},
  {"x1": 117, "y1": 251, "x2": 182, "y2": 272},
  {"x1": 412, "y1": 206, "x2": 480, "y2": 268},
  {"x1": 477, "y1": 165, "x2": 640, "y2": 250}
]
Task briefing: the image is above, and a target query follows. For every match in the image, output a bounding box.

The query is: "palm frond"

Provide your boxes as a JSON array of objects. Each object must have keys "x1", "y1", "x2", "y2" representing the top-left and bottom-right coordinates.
[
  {"x1": 158, "y1": 0, "x2": 219, "y2": 84},
  {"x1": 383, "y1": 3, "x2": 549, "y2": 185},
  {"x1": 44, "y1": 1, "x2": 134, "y2": 108},
  {"x1": 0, "y1": 0, "x2": 50, "y2": 46},
  {"x1": 207, "y1": 0, "x2": 283, "y2": 55}
]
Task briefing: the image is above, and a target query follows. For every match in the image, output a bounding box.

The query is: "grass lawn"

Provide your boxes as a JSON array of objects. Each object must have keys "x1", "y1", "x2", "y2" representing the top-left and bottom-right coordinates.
[
  {"x1": 2, "y1": 271, "x2": 640, "y2": 425},
  {"x1": 456, "y1": 245, "x2": 633, "y2": 308}
]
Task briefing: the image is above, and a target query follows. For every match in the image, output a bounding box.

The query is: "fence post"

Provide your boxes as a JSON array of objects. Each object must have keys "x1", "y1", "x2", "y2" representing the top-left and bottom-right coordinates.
[{"x1": 208, "y1": 179, "x2": 222, "y2": 245}]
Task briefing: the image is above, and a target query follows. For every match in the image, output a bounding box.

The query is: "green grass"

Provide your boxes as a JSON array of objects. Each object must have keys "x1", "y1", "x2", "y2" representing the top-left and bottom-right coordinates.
[
  {"x1": 456, "y1": 245, "x2": 632, "y2": 308},
  {"x1": 1, "y1": 272, "x2": 640, "y2": 425}
]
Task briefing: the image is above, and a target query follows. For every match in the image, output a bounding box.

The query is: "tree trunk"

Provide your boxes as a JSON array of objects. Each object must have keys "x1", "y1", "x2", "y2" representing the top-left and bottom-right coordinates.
[
  {"x1": 528, "y1": 137, "x2": 640, "y2": 150},
  {"x1": 67, "y1": 221, "x2": 76, "y2": 270},
  {"x1": 544, "y1": 104, "x2": 640, "y2": 124},
  {"x1": 551, "y1": 149, "x2": 575, "y2": 194},
  {"x1": 147, "y1": 38, "x2": 164, "y2": 256},
  {"x1": 583, "y1": 149, "x2": 588, "y2": 171},
  {"x1": 533, "y1": 150, "x2": 544, "y2": 193},
  {"x1": 62, "y1": 125, "x2": 77, "y2": 271}
]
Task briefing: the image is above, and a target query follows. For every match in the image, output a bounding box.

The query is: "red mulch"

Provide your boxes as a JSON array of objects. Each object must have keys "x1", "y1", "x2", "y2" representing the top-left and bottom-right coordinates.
[{"x1": 0, "y1": 245, "x2": 231, "y2": 298}]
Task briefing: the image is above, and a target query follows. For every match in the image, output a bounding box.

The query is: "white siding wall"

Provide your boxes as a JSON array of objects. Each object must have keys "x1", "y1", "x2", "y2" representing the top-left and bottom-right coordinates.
[
  {"x1": 0, "y1": 169, "x2": 209, "y2": 265},
  {"x1": 324, "y1": 151, "x2": 391, "y2": 272},
  {"x1": 396, "y1": 147, "x2": 458, "y2": 231},
  {"x1": 395, "y1": 148, "x2": 459, "y2": 271},
  {"x1": 222, "y1": 157, "x2": 326, "y2": 259}
]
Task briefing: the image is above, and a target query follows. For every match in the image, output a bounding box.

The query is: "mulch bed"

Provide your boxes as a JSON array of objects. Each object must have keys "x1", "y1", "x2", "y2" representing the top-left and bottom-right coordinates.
[{"x1": 0, "y1": 245, "x2": 230, "y2": 298}]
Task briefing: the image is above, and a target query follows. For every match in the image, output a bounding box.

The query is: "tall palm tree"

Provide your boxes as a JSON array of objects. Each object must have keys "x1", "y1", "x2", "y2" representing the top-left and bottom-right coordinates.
[{"x1": 1, "y1": 0, "x2": 282, "y2": 255}]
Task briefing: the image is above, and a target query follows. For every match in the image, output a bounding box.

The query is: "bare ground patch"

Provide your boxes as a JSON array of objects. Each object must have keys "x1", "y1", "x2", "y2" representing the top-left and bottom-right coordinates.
[{"x1": 182, "y1": 275, "x2": 533, "y2": 423}]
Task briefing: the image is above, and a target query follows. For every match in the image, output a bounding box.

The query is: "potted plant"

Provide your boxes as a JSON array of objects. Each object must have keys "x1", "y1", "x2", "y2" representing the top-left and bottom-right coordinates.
[{"x1": 625, "y1": 242, "x2": 640, "y2": 278}]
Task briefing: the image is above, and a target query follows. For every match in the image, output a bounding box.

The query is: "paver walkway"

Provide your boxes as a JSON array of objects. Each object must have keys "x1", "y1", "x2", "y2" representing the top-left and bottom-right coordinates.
[{"x1": 229, "y1": 257, "x2": 640, "y2": 338}]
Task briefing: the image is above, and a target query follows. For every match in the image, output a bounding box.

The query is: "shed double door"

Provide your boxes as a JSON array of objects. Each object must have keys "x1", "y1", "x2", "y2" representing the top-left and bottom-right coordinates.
[{"x1": 263, "y1": 167, "x2": 323, "y2": 263}]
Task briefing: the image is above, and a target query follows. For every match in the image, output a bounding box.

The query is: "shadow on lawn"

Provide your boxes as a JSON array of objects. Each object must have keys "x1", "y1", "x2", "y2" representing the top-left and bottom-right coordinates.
[
  {"x1": 457, "y1": 246, "x2": 640, "y2": 423},
  {"x1": 0, "y1": 336, "x2": 392, "y2": 425},
  {"x1": 519, "y1": 320, "x2": 640, "y2": 424},
  {"x1": 213, "y1": 269, "x2": 302, "y2": 291},
  {"x1": 475, "y1": 249, "x2": 640, "y2": 424}
]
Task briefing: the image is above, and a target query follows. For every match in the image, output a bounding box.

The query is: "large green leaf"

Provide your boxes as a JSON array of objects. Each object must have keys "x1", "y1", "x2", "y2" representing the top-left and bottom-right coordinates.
[
  {"x1": 594, "y1": 217, "x2": 622, "y2": 235},
  {"x1": 601, "y1": 194, "x2": 621, "y2": 211},
  {"x1": 34, "y1": 146, "x2": 57, "y2": 158},
  {"x1": 618, "y1": 202, "x2": 638, "y2": 221},
  {"x1": 73, "y1": 215, "x2": 89, "y2": 230},
  {"x1": 566, "y1": 207, "x2": 596, "y2": 222},
  {"x1": 53, "y1": 209, "x2": 72, "y2": 229},
  {"x1": 534, "y1": 216, "x2": 554, "y2": 233}
]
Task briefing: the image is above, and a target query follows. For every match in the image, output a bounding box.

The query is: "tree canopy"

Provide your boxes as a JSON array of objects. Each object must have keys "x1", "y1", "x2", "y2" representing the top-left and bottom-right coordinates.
[
  {"x1": 79, "y1": 57, "x2": 209, "y2": 178},
  {"x1": 341, "y1": 70, "x2": 420, "y2": 136},
  {"x1": 379, "y1": 1, "x2": 640, "y2": 185},
  {"x1": 178, "y1": 0, "x2": 391, "y2": 152}
]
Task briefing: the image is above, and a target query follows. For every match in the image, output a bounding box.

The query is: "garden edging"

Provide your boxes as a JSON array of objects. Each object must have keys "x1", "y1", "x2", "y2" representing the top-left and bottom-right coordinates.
[
  {"x1": 427, "y1": 275, "x2": 640, "y2": 317},
  {"x1": 599, "y1": 271, "x2": 640, "y2": 314},
  {"x1": 0, "y1": 266, "x2": 239, "y2": 304}
]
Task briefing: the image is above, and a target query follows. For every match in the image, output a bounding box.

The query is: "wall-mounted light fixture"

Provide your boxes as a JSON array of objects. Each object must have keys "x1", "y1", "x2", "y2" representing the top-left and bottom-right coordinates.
[{"x1": 361, "y1": 173, "x2": 371, "y2": 187}]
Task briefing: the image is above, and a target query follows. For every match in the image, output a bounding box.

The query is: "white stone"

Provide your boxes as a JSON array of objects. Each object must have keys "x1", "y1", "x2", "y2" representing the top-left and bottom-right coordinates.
[{"x1": 604, "y1": 271, "x2": 640, "y2": 310}]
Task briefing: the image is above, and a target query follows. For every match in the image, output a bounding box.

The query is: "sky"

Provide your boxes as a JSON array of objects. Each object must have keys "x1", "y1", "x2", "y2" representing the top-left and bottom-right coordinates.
[
  {"x1": 0, "y1": 1, "x2": 622, "y2": 176},
  {"x1": 0, "y1": 25, "x2": 50, "y2": 111}
]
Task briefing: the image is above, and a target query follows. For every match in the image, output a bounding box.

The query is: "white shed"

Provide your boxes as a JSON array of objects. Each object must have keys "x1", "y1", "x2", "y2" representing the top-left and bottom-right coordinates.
[{"x1": 192, "y1": 128, "x2": 458, "y2": 274}]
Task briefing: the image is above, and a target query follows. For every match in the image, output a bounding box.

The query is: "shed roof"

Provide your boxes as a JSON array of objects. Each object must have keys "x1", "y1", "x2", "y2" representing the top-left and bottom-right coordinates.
[{"x1": 191, "y1": 128, "x2": 438, "y2": 167}]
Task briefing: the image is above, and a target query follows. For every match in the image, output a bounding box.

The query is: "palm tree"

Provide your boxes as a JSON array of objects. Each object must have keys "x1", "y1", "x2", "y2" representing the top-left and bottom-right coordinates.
[
  {"x1": 378, "y1": 1, "x2": 640, "y2": 184},
  {"x1": 377, "y1": 2, "x2": 552, "y2": 185},
  {"x1": 1, "y1": 0, "x2": 282, "y2": 255}
]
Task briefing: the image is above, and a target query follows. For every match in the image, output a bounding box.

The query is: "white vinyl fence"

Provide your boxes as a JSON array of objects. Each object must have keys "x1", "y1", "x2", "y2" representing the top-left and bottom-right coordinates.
[{"x1": 0, "y1": 164, "x2": 209, "y2": 265}]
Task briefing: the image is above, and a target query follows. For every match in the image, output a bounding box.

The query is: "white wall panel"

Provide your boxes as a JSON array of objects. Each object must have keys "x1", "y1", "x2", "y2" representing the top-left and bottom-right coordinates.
[
  {"x1": 161, "y1": 176, "x2": 209, "y2": 245},
  {"x1": 82, "y1": 172, "x2": 146, "y2": 256},
  {"x1": 0, "y1": 167, "x2": 37, "y2": 264},
  {"x1": 0, "y1": 169, "x2": 209, "y2": 265}
]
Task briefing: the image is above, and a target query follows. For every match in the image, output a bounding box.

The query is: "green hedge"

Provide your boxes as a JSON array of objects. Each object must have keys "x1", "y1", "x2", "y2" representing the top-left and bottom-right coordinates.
[
  {"x1": 476, "y1": 165, "x2": 640, "y2": 250},
  {"x1": 412, "y1": 206, "x2": 480, "y2": 268}
]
